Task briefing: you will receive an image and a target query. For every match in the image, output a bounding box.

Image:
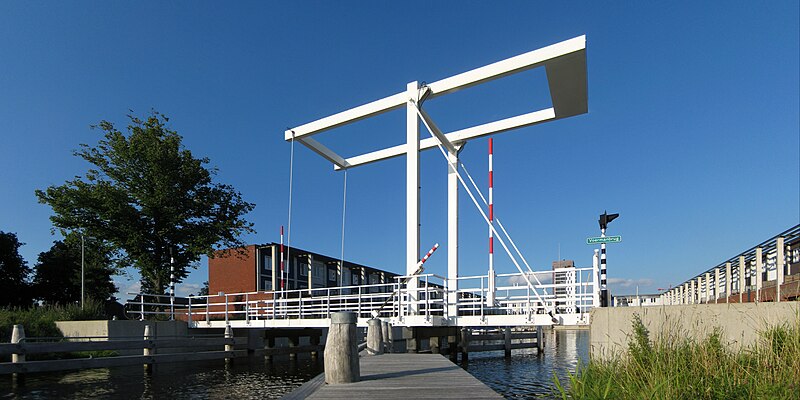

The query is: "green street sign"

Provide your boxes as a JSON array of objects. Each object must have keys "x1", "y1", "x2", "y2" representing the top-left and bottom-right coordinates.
[{"x1": 587, "y1": 236, "x2": 622, "y2": 245}]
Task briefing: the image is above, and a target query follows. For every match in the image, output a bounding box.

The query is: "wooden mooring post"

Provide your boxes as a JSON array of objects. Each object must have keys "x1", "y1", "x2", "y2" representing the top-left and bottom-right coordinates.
[
  {"x1": 11, "y1": 325, "x2": 25, "y2": 385},
  {"x1": 324, "y1": 311, "x2": 359, "y2": 384},
  {"x1": 143, "y1": 324, "x2": 154, "y2": 374},
  {"x1": 366, "y1": 318, "x2": 383, "y2": 356}
]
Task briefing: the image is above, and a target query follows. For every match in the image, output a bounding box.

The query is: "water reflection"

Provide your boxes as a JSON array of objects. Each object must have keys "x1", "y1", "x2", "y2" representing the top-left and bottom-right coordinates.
[
  {"x1": 0, "y1": 355, "x2": 322, "y2": 400},
  {"x1": 461, "y1": 329, "x2": 589, "y2": 399}
]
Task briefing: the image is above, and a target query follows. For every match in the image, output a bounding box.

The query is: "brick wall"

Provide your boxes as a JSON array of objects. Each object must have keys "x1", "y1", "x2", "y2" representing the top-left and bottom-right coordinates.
[{"x1": 209, "y1": 245, "x2": 256, "y2": 295}]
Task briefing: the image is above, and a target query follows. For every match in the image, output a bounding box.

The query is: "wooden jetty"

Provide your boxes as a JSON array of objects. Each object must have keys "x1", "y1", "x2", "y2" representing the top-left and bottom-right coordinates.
[{"x1": 287, "y1": 353, "x2": 502, "y2": 399}]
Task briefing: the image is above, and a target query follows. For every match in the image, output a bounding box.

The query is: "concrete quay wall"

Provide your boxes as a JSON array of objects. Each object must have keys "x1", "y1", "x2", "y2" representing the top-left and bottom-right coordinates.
[{"x1": 590, "y1": 302, "x2": 799, "y2": 360}]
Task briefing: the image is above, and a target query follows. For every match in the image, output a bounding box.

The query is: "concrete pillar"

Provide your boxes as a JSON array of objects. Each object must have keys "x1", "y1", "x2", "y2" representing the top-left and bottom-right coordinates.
[
  {"x1": 776, "y1": 237, "x2": 785, "y2": 303},
  {"x1": 324, "y1": 312, "x2": 360, "y2": 384},
  {"x1": 504, "y1": 327, "x2": 512, "y2": 358},
  {"x1": 755, "y1": 247, "x2": 763, "y2": 302},
  {"x1": 705, "y1": 272, "x2": 712, "y2": 303},
  {"x1": 738, "y1": 255, "x2": 746, "y2": 303},
  {"x1": 366, "y1": 318, "x2": 384, "y2": 356},
  {"x1": 725, "y1": 262, "x2": 732, "y2": 303},
  {"x1": 714, "y1": 268, "x2": 720, "y2": 303}
]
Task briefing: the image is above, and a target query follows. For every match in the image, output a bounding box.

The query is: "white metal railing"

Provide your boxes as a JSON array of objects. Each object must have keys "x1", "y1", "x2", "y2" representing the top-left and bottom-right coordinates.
[{"x1": 125, "y1": 269, "x2": 596, "y2": 326}]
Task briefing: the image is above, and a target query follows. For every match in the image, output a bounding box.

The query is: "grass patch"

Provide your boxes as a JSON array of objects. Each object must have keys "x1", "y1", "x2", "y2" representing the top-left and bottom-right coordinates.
[{"x1": 554, "y1": 314, "x2": 800, "y2": 399}]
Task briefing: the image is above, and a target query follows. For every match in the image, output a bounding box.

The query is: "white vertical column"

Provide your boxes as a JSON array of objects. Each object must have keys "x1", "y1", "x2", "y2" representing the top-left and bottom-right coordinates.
[
  {"x1": 690, "y1": 279, "x2": 696, "y2": 304},
  {"x1": 705, "y1": 271, "x2": 712, "y2": 303},
  {"x1": 447, "y1": 148, "x2": 459, "y2": 319},
  {"x1": 738, "y1": 255, "x2": 746, "y2": 303},
  {"x1": 755, "y1": 247, "x2": 763, "y2": 303},
  {"x1": 776, "y1": 237, "x2": 785, "y2": 303},
  {"x1": 487, "y1": 138, "x2": 496, "y2": 306},
  {"x1": 724, "y1": 262, "x2": 731, "y2": 304},
  {"x1": 714, "y1": 268, "x2": 720, "y2": 303},
  {"x1": 406, "y1": 81, "x2": 420, "y2": 314}
]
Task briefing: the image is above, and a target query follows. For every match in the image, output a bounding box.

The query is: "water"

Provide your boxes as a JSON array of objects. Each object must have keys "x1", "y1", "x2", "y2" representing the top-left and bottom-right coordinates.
[
  {"x1": 1, "y1": 356, "x2": 323, "y2": 399},
  {"x1": 463, "y1": 329, "x2": 589, "y2": 398},
  {"x1": 1, "y1": 330, "x2": 588, "y2": 399}
]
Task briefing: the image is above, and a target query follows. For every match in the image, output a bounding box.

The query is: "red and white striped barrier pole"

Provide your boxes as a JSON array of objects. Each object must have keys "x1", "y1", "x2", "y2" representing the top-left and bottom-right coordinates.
[
  {"x1": 488, "y1": 138, "x2": 496, "y2": 306},
  {"x1": 280, "y1": 226, "x2": 285, "y2": 296}
]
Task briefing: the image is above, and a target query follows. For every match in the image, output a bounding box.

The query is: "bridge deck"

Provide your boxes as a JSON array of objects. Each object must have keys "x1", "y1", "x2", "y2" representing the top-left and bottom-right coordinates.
[{"x1": 295, "y1": 353, "x2": 502, "y2": 399}]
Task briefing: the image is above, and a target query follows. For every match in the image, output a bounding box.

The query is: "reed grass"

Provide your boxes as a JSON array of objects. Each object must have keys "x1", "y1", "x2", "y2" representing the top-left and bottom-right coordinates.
[{"x1": 554, "y1": 314, "x2": 800, "y2": 399}]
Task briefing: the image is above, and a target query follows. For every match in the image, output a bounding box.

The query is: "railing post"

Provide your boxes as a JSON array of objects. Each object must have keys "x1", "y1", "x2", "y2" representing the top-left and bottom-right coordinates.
[
  {"x1": 205, "y1": 296, "x2": 210, "y2": 324},
  {"x1": 425, "y1": 276, "x2": 430, "y2": 321},
  {"x1": 245, "y1": 293, "x2": 250, "y2": 324},
  {"x1": 225, "y1": 294, "x2": 229, "y2": 324},
  {"x1": 325, "y1": 311, "x2": 360, "y2": 384},
  {"x1": 327, "y1": 288, "x2": 331, "y2": 318},
  {"x1": 358, "y1": 286, "x2": 362, "y2": 318},
  {"x1": 140, "y1": 295, "x2": 145, "y2": 321},
  {"x1": 187, "y1": 297, "x2": 192, "y2": 325}
]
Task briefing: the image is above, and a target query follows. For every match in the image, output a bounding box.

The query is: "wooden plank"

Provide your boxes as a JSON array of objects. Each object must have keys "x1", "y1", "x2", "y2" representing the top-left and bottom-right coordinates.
[
  {"x1": 281, "y1": 372, "x2": 325, "y2": 400},
  {"x1": 303, "y1": 353, "x2": 501, "y2": 399}
]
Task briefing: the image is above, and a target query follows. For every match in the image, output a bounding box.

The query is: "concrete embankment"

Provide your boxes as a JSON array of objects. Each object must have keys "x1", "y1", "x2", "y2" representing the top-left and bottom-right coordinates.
[{"x1": 590, "y1": 302, "x2": 800, "y2": 360}]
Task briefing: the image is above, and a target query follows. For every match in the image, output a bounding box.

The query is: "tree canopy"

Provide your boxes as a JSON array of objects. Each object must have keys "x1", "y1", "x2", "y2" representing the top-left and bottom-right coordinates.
[
  {"x1": 31, "y1": 233, "x2": 118, "y2": 305},
  {"x1": 0, "y1": 231, "x2": 31, "y2": 307},
  {"x1": 36, "y1": 112, "x2": 255, "y2": 294}
]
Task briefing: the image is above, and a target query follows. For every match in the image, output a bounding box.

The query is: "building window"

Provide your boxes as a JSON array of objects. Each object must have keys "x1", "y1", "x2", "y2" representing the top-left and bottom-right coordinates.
[
  {"x1": 351, "y1": 271, "x2": 360, "y2": 285},
  {"x1": 261, "y1": 254, "x2": 272, "y2": 274},
  {"x1": 262, "y1": 279, "x2": 272, "y2": 291},
  {"x1": 299, "y1": 260, "x2": 309, "y2": 277},
  {"x1": 328, "y1": 267, "x2": 337, "y2": 282}
]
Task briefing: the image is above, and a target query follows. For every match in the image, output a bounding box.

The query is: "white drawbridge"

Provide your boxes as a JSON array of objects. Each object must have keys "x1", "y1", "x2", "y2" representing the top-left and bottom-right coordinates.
[{"x1": 129, "y1": 36, "x2": 593, "y2": 329}]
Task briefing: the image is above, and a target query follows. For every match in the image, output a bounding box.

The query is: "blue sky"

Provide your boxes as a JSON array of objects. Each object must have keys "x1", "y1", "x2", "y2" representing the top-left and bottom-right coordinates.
[{"x1": 1, "y1": 2, "x2": 797, "y2": 298}]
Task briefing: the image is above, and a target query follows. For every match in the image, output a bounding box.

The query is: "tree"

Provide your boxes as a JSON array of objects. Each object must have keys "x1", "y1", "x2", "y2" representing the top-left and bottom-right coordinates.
[
  {"x1": 31, "y1": 233, "x2": 118, "y2": 305},
  {"x1": 0, "y1": 231, "x2": 31, "y2": 307},
  {"x1": 36, "y1": 111, "x2": 255, "y2": 295}
]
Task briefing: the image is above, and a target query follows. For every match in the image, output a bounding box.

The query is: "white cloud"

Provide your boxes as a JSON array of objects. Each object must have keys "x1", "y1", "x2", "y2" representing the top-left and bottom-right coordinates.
[
  {"x1": 507, "y1": 272, "x2": 553, "y2": 286},
  {"x1": 177, "y1": 283, "x2": 202, "y2": 297},
  {"x1": 607, "y1": 277, "x2": 654, "y2": 288}
]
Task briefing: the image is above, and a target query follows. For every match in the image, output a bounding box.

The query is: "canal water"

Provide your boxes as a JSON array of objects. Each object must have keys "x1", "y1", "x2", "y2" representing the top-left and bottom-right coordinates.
[{"x1": 1, "y1": 329, "x2": 588, "y2": 399}]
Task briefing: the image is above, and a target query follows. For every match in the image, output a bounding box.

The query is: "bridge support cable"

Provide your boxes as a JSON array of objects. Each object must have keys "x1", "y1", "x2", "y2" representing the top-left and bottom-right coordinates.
[{"x1": 414, "y1": 105, "x2": 557, "y2": 321}]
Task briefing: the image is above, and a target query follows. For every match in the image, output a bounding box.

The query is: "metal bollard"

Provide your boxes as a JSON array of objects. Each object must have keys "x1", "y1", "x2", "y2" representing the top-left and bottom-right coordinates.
[
  {"x1": 324, "y1": 312, "x2": 360, "y2": 384},
  {"x1": 366, "y1": 318, "x2": 384, "y2": 356}
]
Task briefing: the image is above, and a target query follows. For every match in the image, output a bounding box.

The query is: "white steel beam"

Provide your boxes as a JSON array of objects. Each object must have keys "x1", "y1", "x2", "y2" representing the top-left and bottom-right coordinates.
[
  {"x1": 286, "y1": 35, "x2": 585, "y2": 144},
  {"x1": 285, "y1": 92, "x2": 406, "y2": 141},
  {"x1": 296, "y1": 137, "x2": 350, "y2": 169},
  {"x1": 406, "y1": 82, "x2": 420, "y2": 314},
  {"x1": 335, "y1": 107, "x2": 556, "y2": 170}
]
